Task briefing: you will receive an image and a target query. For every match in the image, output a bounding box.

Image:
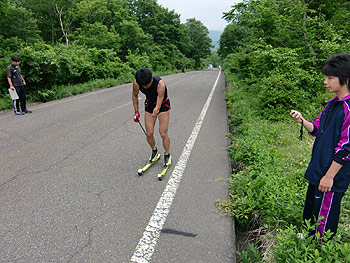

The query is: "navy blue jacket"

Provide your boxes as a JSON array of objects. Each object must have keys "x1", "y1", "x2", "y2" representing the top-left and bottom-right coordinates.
[{"x1": 305, "y1": 95, "x2": 350, "y2": 192}]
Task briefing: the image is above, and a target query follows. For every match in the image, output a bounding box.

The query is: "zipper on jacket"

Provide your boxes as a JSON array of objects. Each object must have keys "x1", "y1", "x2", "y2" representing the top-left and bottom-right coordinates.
[{"x1": 320, "y1": 98, "x2": 338, "y2": 134}]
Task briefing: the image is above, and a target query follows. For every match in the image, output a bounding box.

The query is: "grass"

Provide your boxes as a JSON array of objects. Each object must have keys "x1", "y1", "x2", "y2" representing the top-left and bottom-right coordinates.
[{"x1": 223, "y1": 73, "x2": 350, "y2": 262}]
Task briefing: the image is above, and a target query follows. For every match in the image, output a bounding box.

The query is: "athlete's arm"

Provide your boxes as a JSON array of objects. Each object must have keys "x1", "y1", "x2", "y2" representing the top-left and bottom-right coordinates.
[
  {"x1": 7, "y1": 77, "x2": 14, "y2": 90},
  {"x1": 21, "y1": 75, "x2": 26, "y2": 85},
  {"x1": 153, "y1": 80, "x2": 165, "y2": 117},
  {"x1": 289, "y1": 110, "x2": 314, "y2": 133},
  {"x1": 132, "y1": 80, "x2": 140, "y2": 112}
]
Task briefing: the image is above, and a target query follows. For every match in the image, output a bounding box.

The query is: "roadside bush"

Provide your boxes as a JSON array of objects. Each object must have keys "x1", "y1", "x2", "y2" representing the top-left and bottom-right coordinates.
[
  {"x1": 0, "y1": 47, "x2": 14, "y2": 96},
  {"x1": 0, "y1": 93, "x2": 13, "y2": 111},
  {"x1": 223, "y1": 46, "x2": 326, "y2": 121},
  {"x1": 224, "y1": 74, "x2": 350, "y2": 262},
  {"x1": 18, "y1": 43, "x2": 129, "y2": 92},
  {"x1": 227, "y1": 115, "x2": 306, "y2": 228},
  {"x1": 125, "y1": 49, "x2": 151, "y2": 71},
  {"x1": 257, "y1": 73, "x2": 311, "y2": 120},
  {"x1": 273, "y1": 223, "x2": 350, "y2": 263}
]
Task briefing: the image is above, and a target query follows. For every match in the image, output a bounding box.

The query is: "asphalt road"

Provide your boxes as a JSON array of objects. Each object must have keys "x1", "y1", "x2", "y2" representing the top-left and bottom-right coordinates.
[{"x1": 0, "y1": 69, "x2": 235, "y2": 263}]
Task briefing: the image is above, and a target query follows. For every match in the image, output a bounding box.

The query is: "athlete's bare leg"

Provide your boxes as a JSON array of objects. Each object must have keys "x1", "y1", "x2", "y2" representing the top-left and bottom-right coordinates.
[
  {"x1": 158, "y1": 111, "x2": 170, "y2": 154},
  {"x1": 145, "y1": 111, "x2": 157, "y2": 150}
]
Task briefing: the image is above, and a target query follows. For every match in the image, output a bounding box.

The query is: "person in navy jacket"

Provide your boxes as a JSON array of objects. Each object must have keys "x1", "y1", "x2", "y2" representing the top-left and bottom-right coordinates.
[{"x1": 290, "y1": 53, "x2": 350, "y2": 240}]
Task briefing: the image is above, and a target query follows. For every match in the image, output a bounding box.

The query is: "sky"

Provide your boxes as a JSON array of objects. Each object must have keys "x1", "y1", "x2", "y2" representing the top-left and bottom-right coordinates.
[{"x1": 156, "y1": 0, "x2": 242, "y2": 31}]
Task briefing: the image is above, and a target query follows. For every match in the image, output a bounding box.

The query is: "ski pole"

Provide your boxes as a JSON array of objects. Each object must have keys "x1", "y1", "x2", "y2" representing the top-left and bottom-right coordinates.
[{"x1": 138, "y1": 122, "x2": 147, "y2": 135}]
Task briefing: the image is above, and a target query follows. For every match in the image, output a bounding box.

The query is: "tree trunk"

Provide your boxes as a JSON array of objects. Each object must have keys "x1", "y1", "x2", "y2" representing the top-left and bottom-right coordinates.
[
  {"x1": 56, "y1": 5, "x2": 69, "y2": 45},
  {"x1": 302, "y1": 0, "x2": 317, "y2": 64}
]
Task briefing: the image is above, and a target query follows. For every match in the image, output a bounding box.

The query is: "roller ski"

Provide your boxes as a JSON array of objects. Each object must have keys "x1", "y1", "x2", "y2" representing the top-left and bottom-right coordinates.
[
  {"x1": 138, "y1": 148, "x2": 161, "y2": 176},
  {"x1": 158, "y1": 154, "x2": 172, "y2": 181}
]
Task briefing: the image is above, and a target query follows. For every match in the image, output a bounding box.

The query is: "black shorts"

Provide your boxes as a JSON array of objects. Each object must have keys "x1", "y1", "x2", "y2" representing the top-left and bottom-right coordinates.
[{"x1": 145, "y1": 98, "x2": 171, "y2": 114}]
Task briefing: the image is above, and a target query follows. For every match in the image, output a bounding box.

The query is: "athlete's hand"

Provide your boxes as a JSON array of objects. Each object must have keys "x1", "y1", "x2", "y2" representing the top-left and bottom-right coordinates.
[
  {"x1": 133, "y1": 111, "x2": 140, "y2": 122},
  {"x1": 318, "y1": 175, "x2": 334, "y2": 192},
  {"x1": 152, "y1": 108, "x2": 160, "y2": 117},
  {"x1": 290, "y1": 110, "x2": 303, "y2": 123}
]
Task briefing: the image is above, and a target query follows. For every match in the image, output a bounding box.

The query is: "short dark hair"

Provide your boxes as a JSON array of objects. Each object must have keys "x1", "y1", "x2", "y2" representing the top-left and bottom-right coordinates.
[
  {"x1": 11, "y1": 55, "x2": 20, "y2": 62},
  {"x1": 322, "y1": 53, "x2": 350, "y2": 89},
  {"x1": 135, "y1": 68, "x2": 152, "y2": 86}
]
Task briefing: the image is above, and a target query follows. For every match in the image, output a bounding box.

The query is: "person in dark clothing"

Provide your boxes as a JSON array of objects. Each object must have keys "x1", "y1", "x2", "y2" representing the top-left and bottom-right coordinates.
[
  {"x1": 6, "y1": 55, "x2": 32, "y2": 115},
  {"x1": 290, "y1": 53, "x2": 350, "y2": 240},
  {"x1": 132, "y1": 68, "x2": 171, "y2": 167}
]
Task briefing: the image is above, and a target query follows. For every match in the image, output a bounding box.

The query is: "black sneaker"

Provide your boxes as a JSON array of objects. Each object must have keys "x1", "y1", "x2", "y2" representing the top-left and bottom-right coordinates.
[
  {"x1": 23, "y1": 109, "x2": 32, "y2": 113},
  {"x1": 164, "y1": 154, "x2": 172, "y2": 167},
  {"x1": 149, "y1": 148, "x2": 160, "y2": 162}
]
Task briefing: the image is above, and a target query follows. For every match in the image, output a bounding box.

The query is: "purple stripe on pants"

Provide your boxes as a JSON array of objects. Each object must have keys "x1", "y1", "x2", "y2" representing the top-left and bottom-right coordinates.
[{"x1": 316, "y1": 192, "x2": 334, "y2": 239}]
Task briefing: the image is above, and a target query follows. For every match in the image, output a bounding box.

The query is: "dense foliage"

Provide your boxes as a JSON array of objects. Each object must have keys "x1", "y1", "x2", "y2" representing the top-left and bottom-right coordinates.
[
  {"x1": 221, "y1": 0, "x2": 350, "y2": 120},
  {"x1": 220, "y1": 0, "x2": 350, "y2": 261},
  {"x1": 0, "y1": 0, "x2": 212, "y2": 101}
]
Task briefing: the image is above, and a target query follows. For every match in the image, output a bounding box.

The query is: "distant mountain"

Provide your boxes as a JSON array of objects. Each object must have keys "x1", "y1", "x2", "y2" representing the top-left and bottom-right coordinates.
[{"x1": 209, "y1": 30, "x2": 223, "y2": 51}]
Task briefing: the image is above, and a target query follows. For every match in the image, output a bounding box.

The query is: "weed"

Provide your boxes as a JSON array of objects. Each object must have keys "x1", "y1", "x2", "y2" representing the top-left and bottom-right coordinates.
[{"x1": 225, "y1": 74, "x2": 350, "y2": 262}]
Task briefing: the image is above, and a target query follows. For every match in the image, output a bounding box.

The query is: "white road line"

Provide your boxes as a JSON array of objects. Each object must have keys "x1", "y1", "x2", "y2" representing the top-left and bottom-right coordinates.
[{"x1": 130, "y1": 70, "x2": 221, "y2": 263}]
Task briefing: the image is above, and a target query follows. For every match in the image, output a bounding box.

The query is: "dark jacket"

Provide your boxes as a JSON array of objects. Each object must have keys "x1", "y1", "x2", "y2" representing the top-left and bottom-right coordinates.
[{"x1": 305, "y1": 95, "x2": 350, "y2": 192}]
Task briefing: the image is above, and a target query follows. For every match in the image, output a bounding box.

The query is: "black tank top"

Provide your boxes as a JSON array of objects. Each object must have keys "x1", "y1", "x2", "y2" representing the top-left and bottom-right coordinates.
[{"x1": 138, "y1": 76, "x2": 168, "y2": 103}]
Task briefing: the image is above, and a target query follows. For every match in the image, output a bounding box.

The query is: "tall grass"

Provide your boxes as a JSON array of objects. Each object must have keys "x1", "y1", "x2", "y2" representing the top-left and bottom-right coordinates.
[{"x1": 223, "y1": 73, "x2": 350, "y2": 262}]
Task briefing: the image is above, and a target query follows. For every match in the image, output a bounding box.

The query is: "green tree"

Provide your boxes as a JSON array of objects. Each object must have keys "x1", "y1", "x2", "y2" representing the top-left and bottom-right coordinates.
[
  {"x1": 185, "y1": 18, "x2": 212, "y2": 67},
  {"x1": 218, "y1": 23, "x2": 247, "y2": 58},
  {"x1": 0, "y1": 0, "x2": 217, "y2": 96},
  {"x1": 202, "y1": 51, "x2": 221, "y2": 68},
  {"x1": 0, "y1": 0, "x2": 7, "y2": 16},
  {"x1": 117, "y1": 19, "x2": 152, "y2": 58},
  {"x1": 0, "y1": 1, "x2": 41, "y2": 44},
  {"x1": 16, "y1": 0, "x2": 76, "y2": 44},
  {"x1": 222, "y1": 0, "x2": 343, "y2": 65},
  {"x1": 73, "y1": 0, "x2": 129, "y2": 27},
  {"x1": 223, "y1": 0, "x2": 307, "y2": 48},
  {"x1": 307, "y1": 0, "x2": 350, "y2": 37},
  {"x1": 71, "y1": 22, "x2": 122, "y2": 50},
  {"x1": 128, "y1": 0, "x2": 191, "y2": 62}
]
